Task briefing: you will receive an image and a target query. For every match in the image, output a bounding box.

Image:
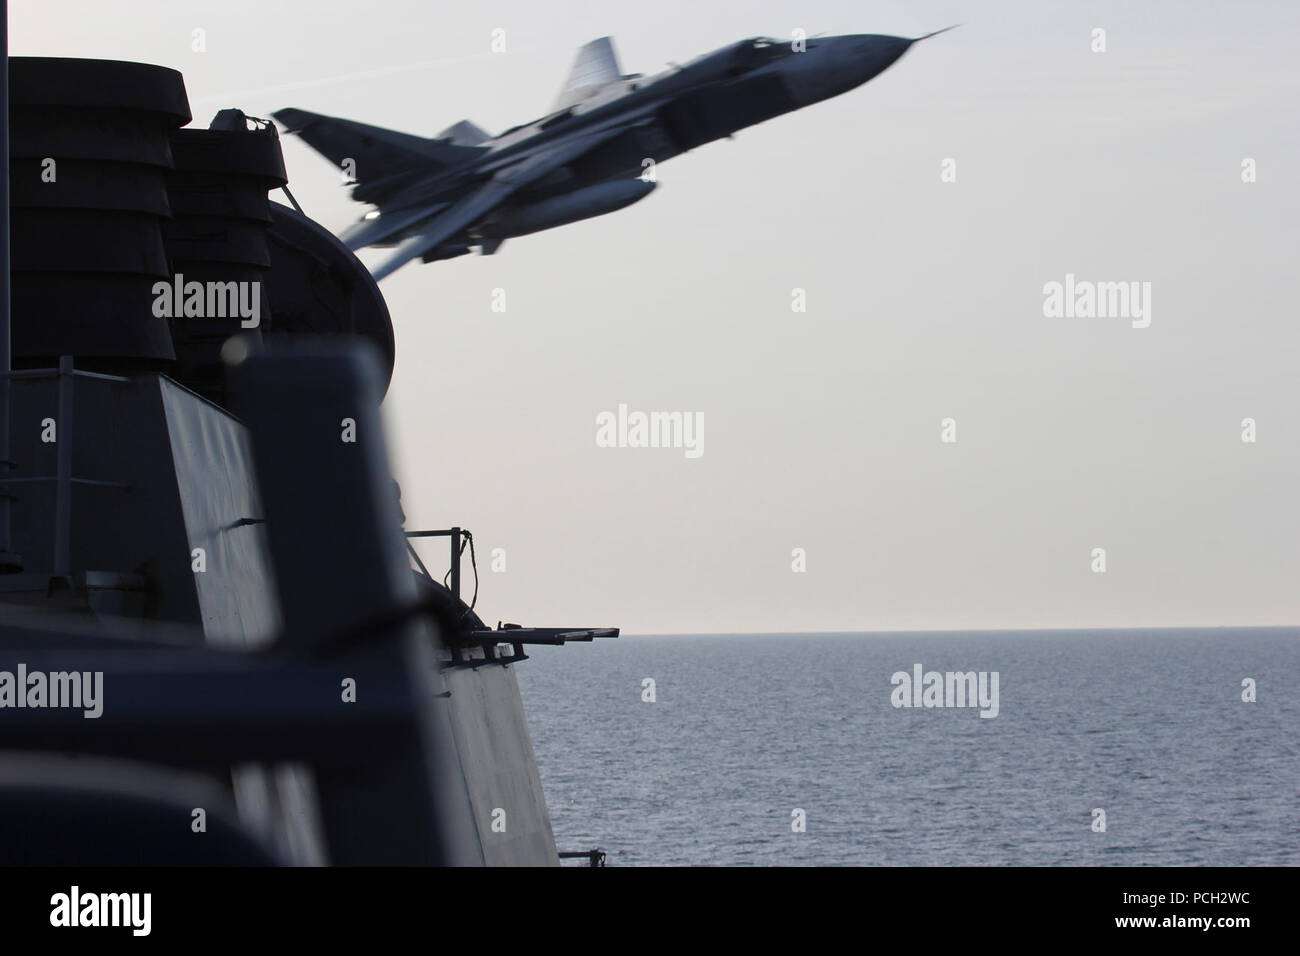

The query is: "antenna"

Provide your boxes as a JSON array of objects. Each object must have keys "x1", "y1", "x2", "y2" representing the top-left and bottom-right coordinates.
[
  {"x1": 0, "y1": 0, "x2": 19, "y2": 573},
  {"x1": 915, "y1": 25, "x2": 961, "y2": 42}
]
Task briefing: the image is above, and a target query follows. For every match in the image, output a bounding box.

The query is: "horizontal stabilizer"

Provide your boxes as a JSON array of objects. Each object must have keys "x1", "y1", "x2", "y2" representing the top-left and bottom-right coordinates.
[
  {"x1": 339, "y1": 202, "x2": 450, "y2": 251},
  {"x1": 370, "y1": 178, "x2": 519, "y2": 280}
]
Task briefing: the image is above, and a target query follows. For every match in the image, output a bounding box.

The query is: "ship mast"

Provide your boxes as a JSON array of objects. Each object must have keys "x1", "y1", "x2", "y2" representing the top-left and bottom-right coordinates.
[{"x1": 0, "y1": 0, "x2": 17, "y2": 573}]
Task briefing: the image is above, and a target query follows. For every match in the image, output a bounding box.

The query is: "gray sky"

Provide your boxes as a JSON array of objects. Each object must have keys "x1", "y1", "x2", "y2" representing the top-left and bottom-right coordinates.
[{"x1": 15, "y1": 1, "x2": 1300, "y2": 633}]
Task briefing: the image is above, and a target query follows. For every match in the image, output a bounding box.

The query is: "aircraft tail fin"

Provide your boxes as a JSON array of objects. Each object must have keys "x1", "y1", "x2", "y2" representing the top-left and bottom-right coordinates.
[
  {"x1": 435, "y1": 119, "x2": 492, "y2": 146},
  {"x1": 553, "y1": 37, "x2": 623, "y2": 110}
]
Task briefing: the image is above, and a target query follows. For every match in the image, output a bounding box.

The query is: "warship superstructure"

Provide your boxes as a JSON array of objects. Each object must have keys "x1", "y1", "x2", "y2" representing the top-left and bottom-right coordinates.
[{"x1": 0, "y1": 44, "x2": 614, "y2": 866}]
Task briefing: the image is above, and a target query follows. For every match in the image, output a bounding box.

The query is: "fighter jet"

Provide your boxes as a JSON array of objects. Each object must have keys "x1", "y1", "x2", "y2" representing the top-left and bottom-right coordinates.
[{"x1": 274, "y1": 29, "x2": 953, "y2": 280}]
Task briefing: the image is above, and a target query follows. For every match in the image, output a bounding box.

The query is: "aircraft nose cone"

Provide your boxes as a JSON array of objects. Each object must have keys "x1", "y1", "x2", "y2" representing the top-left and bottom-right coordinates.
[
  {"x1": 781, "y1": 33, "x2": 918, "y2": 107},
  {"x1": 850, "y1": 34, "x2": 914, "y2": 77}
]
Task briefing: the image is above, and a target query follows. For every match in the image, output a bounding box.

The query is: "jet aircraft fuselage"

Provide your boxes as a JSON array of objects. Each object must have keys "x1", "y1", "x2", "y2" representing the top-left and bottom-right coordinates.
[{"x1": 275, "y1": 31, "x2": 947, "y2": 279}]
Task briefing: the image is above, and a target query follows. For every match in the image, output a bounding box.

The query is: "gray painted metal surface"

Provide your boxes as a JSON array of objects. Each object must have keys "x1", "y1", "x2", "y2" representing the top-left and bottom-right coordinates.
[
  {"x1": 0, "y1": 49, "x2": 603, "y2": 866},
  {"x1": 0, "y1": 355, "x2": 565, "y2": 865},
  {"x1": 442, "y1": 656, "x2": 559, "y2": 865},
  {"x1": 160, "y1": 377, "x2": 281, "y2": 647}
]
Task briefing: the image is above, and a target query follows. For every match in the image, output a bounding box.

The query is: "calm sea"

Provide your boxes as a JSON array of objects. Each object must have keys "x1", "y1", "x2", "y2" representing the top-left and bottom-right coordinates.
[{"x1": 515, "y1": 629, "x2": 1300, "y2": 866}]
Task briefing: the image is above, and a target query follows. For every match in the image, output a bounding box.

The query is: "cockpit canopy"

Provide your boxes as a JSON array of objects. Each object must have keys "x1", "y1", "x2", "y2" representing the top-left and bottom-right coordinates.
[{"x1": 724, "y1": 36, "x2": 795, "y2": 74}]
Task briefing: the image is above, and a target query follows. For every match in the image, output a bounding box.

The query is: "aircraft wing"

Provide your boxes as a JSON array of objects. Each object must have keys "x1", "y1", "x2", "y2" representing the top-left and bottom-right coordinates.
[
  {"x1": 273, "y1": 108, "x2": 486, "y2": 206},
  {"x1": 368, "y1": 124, "x2": 640, "y2": 280}
]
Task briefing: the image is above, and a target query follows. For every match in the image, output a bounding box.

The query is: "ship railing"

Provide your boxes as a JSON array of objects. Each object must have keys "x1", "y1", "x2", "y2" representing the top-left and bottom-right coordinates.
[
  {"x1": 404, "y1": 526, "x2": 475, "y2": 603},
  {"x1": 559, "y1": 848, "x2": 608, "y2": 867}
]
